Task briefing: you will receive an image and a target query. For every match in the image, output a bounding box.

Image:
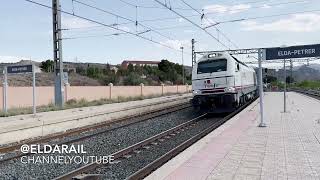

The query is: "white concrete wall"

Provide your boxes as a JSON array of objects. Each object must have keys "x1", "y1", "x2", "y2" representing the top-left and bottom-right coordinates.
[{"x1": 0, "y1": 85, "x2": 191, "y2": 109}]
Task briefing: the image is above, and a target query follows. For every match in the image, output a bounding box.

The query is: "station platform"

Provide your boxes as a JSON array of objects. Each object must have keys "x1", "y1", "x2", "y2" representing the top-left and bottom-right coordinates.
[{"x1": 146, "y1": 92, "x2": 320, "y2": 180}]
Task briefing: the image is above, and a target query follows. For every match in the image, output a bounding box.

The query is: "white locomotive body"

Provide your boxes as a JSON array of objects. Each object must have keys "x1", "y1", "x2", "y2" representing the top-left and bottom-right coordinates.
[{"x1": 191, "y1": 52, "x2": 257, "y2": 112}]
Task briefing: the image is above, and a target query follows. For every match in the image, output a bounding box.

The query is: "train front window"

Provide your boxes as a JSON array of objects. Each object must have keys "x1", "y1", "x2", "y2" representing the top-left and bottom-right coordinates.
[{"x1": 197, "y1": 59, "x2": 227, "y2": 74}]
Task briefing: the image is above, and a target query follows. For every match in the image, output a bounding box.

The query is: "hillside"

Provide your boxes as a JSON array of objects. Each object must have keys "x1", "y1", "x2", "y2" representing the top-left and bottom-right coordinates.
[
  {"x1": 0, "y1": 72, "x2": 102, "y2": 86},
  {"x1": 0, "y1": 59, "x2": 192, "y2": 86},
  {"x1": 293, "y1": 65, "x2": 320, "y2": 81}
]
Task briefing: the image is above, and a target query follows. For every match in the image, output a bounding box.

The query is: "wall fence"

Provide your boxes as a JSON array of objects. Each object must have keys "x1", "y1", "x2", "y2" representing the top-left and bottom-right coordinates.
[{"x1": 0, "y1": 84, "x2": 191, "y2": 109}]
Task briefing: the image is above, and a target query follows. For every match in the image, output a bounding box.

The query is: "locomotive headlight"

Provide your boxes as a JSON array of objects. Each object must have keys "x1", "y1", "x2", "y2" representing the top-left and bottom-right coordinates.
[
  {"x1": 224, "y1": 87, "x2": 236, "y2": 93},
  {"x1": 193, "y1": 90, "x2": 201, "y2": 95}
]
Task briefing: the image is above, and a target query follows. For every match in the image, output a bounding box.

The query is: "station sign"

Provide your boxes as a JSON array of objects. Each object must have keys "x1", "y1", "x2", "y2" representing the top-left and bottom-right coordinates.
[
  {"x1": 63, "y1": 72, "x2": 69, "y2": 84},
  {"x1": 264, "y1": 44, "x2": 320, "y2": 60},
  {"x1": 7, "y1": 65, "x2": 33, "y2": 74}
]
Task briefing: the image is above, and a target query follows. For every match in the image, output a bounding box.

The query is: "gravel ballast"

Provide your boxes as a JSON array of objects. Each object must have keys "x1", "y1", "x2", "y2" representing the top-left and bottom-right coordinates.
[
  {"x1": 90, "y1": 116, "x2": 223, "y2": 179},
  {"x1": 0, "y1": 107, "x2": 198, "y2": 179}
]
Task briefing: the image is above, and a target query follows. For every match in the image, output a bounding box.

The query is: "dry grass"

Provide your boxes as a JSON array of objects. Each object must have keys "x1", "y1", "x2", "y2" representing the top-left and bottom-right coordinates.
[{"x1": 0, "y1": 92, "x2": 185, "y2": 117}]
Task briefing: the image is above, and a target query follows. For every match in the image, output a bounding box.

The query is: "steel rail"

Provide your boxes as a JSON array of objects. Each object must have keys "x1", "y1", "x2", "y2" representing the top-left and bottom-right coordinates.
[
  {"x1": 127, "y1": 96, "x2": 258, "y2": 179},
  {"x1": 53, "y1": 113, "x2": 207, "y2": 180},
  {"x1": 292, "y1": 88, "x2": 320, "y2": 100},
  {"x1": 0, "y1": 102, "x2": 191, "y2": 160},
  {"x1": 1, "y1": 96, "x2": 191, "y2": 136}
]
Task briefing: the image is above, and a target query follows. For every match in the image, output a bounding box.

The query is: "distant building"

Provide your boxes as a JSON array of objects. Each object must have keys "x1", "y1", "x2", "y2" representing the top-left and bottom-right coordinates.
[
  {"x1": 63, "y1": 63, "x2": 77, "y2": 73},
  {"x1": 121, "y1": 60, "x2": 160, "y2": 69},
  {"x1": 110, "y1": 66, "x2": 118, "y2": 73},
  {"x1": 265, "y1": 68, "x2": 277, "y2": 77}
]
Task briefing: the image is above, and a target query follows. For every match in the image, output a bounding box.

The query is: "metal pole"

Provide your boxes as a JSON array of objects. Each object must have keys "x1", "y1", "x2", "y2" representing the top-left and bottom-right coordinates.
[
  {"x1": 191, "y1": 39, "x2": 194, "y2": 68},
  {"x1": 181, "y1": 46, "x2": 184, "y2": 85},
  {"x1": 52, "y1": 0, "x2": 64, "y2": 108},
  {"x1": 3, "y1": 67, "x2": 8, "y2": 114},
  {"x1": 32, "y1": 64, "x2": 36, "y2": 116},
  {"x1": 283, "y1": 59, "x2": 286, "y2": 113},
  {"x1": 290, "y1": 59, "x2": 293, "y2": 84},
  {"x1": 258, "y1": 49, "x2": 266, "y2": 127}
]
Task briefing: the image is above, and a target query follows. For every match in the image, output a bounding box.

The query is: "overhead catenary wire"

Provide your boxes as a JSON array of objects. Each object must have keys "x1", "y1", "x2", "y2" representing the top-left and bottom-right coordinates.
[
  {"x1": 63, "y1": 24, "x2": 196, "y2": 39},
  {"x1": 118, "y1": 0, "x2": 290, "y2": 11},
  {"x1": 63, "y1": 25, "x2": 196, "y2": 41},
  {"x1": 64, "y1": 4, "x2": 320, "y2": 46},
  {"x1": 73, "y1": 0, "x2": 183, "y2": 48},
  {"x1": 63, "y1": 29, "x2": 151, "y2": 40},
  {"x1": 24, "y1": 0, "x2": 188, "y2": 53},
  {"x1": 66, "y1": 5, "x2": 320, "y2": 31},
  {"x1": 63, "y1": 32, "x2": 125, "y2": 40},
  {"x1": 154, "y1": 0, "x2": 230, "y2": 49},
  {"x1": 207, "y1": 8, "x2": 320, "y2": 26},
  {"x1": 118, "y1": 0, "x2": 196, "y2": 11},
  {"x1": 118, "y1": 0, "x2": 317, "y2": 23},
  {"x1": 65, "y1": 23, "x2": 194, "y2": 32},
  {"x1": 180, "y1": 0, "x2": 239, "y2": 49},
  {"x1": 136, "y1": 0, "x2": 308, "y2": 27},
  {"x1": 66, "y1": 0, "x2": 313, "y2": 31}
]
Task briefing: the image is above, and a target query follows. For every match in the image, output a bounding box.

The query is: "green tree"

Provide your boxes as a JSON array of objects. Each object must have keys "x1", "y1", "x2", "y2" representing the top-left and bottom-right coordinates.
[
  {"x1": 102, "y1": 63, "x2": 112, "y2": 75},
  {"x1": 87, "y1": 67, "x2": 102, "y2": 78},
  {"x1": 127, "y1": 63, "x2": 134, "y2": 73},
  {"x1": 116, "y1": 66, "x2": 128, "y2": 76},
  {"x1": 134, "y1": 65, "x2": 143, "y2": 75},
  {"x1": 158, "y1": 60, "x2": 172, "y2": 73},
  {"x1": 173, "y1": 63, "x2": 183, "y2": 75},
  {"x1": 76, "y1": 66, "x2": 86, "y2": 75},
  {"x1": 263, "y1": 76, "x2": 277, "y2": 83},
  {"x1": 102, "y1": 73, "x2": 119, "y2": 85},
  {"x1": 40, "y1": 60, "x2": 54, "y2": 72}
]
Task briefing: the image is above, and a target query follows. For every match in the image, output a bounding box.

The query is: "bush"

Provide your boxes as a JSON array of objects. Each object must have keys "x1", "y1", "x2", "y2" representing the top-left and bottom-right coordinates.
[
  {"x1": 124, "y1": 72, "x2": 145, "y2": 85},
  {"x1": 296, "y1": 80, "x2": 320, "y2": 90}
]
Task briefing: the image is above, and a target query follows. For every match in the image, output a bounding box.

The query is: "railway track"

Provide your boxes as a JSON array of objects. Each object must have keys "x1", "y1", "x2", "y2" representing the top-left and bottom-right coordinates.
[
  {"x1": 0, "y1": 102, "x2": 191, "y2": 162},
  {"x1": 292, "y1": 89, "x2": 320, "y2": 100},
  {"x1": 54, "y1": 97, "x2": 257, "y2": 180},
  {"x1": 0, "y1": 102, "x2": 198, "y2": 179},
  {"x1": 54, "y1": 113, "x2": 207, "y2": 180}
]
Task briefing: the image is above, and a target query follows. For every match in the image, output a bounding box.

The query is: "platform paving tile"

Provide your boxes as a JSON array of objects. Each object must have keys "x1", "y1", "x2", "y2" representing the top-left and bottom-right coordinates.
[
  {"x1": 206, "y1": 92, "x2": 320, "y2": 180},
  {"x1": 147, "y1": 92, "x2": 320, "y2": 180}
]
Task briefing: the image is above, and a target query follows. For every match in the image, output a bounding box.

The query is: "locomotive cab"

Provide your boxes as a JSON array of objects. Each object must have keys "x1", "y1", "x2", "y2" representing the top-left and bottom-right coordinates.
[{"x1": 191, "y1": 52, "x2": 257, "y2": 113}]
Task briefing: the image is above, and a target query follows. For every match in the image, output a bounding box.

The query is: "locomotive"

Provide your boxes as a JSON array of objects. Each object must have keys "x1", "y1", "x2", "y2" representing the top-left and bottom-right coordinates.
[{"x1": 191, "y1": 52, "x2": 257, "y2": 113}]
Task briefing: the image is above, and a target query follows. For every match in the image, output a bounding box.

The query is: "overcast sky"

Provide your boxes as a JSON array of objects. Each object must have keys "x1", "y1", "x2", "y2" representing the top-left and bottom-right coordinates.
[{"x1": 1, "y1": 0, "x2": 320, "y2": 67}]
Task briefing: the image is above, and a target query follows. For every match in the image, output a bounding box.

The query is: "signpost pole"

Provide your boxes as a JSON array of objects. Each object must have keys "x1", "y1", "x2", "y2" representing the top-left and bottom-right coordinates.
[
  {"x1": 258, "y1": 49, "x2": 266, "y2": 127},
  {"x1": 32, "y1": 64, "x2": 36, "y2": 116},
  {"x1": 283, "y1": 59, "x2": 286, "y2": 113},
  {"x1": 3, "y1": 67, "x2": 8, "y2": 114},
  {"x1": 180, "y1": 46, "x2": 184, "y2": 85},
  {"x1": 191, "y1": 39, "x2": 195, "y2": 68}
]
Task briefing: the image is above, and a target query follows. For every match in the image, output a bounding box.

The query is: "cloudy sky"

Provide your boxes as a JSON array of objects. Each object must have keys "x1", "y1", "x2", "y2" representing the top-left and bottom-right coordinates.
[{"x1": 1, "y1": 0, "x2": 320, "y2": 66}]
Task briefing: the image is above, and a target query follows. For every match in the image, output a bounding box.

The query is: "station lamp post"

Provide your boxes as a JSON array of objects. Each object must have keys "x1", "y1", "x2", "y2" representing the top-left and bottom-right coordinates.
[
  {"x1": 180, "y1": 46, "x2": 185, "y2": 85},
  {"x1": 281, "y1": 45, "x2": 287, "y2": 113},
  {"x1": 247, "y1": 53, "x2": 266, "y2": 127}
]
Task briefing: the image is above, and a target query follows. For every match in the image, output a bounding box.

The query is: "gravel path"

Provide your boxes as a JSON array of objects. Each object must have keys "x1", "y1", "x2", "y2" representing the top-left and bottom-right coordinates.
[{"x1": 0, "y1": 107, "x2": 197, "y2": 179}]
